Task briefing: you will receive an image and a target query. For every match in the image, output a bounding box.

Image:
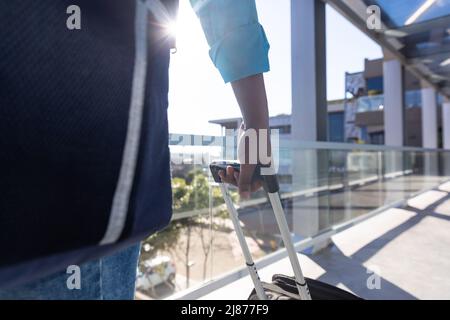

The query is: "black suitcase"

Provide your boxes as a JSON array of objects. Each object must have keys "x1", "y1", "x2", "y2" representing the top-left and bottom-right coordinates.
[
  {"x1": 210, "y1": 161, "x2": 362, "y2": 300},
  {"x1": 248, "y1": 275, "x2": 362, "y2": 300}
]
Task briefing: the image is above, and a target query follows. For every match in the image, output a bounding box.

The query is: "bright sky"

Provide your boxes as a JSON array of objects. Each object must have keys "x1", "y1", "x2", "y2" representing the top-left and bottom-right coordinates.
[{"x1": 168, "y1": 0, "x2": 383, "y2": 136}]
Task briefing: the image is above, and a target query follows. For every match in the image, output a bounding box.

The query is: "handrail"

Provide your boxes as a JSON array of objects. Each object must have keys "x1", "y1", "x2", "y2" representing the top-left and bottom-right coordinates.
[
  {"x1": 169, "y1": 133, "x2": 450, "y2": 153},
  {"x1": 170, "y1": 169, "x2": 412, "y2": 221},
  {"x1": 279, "y1": 140, "x2": 450, "y2": 153}
]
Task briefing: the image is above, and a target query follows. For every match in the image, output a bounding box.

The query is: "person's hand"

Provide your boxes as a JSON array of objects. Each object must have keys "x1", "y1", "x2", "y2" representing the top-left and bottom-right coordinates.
[
  {"x1": 218, "y1": 122, "x2": 270, "y2": 199},
  {"x1": 218, "y1": 164, "x2": 263, "y2": 199},
  {"x1": 223, "y1": 73, "x2": 271, "y2": 199}
]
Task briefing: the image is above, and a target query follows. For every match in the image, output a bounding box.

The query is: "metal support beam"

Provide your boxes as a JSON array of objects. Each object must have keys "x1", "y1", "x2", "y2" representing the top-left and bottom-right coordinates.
[
  {"x1": 421, "y1": 86, "x2": 438, "y2": 149},
  {"x1": 325, "y1": 0, "x2": 449, "y2": 99},
  {"x1": 291, "y1": 0, "x2": 330, "y2": 252},
  {"x1": 291, "y1": 0, "x2": 328, "y2": 142},
  {"x1": 443, "y1": 101, "x2": 450, "y2": 150},
  {"x1": 383, "y1": 59, "x2": 404, "y2": 147}
]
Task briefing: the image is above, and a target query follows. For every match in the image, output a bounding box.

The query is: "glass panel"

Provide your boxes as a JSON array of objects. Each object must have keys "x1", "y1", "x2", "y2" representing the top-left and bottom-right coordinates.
[
  {"x1": 135, "y1": 134, "x2": 450, "y2": 299},
  {"x1": 357, "y1": 94, "x2": 384, "y2": 112}
]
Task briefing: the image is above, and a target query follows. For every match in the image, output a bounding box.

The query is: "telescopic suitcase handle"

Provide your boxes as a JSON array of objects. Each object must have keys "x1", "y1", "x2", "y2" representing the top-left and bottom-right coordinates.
[{"x1": 210, "y1": 161, "x2": 312, "y2": 300}]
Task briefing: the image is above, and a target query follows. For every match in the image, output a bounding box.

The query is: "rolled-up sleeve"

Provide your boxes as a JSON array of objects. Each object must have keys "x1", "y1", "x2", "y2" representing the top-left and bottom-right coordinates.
[{"x1": 190, "y1": 0, "x2": 270, "y2": 83}]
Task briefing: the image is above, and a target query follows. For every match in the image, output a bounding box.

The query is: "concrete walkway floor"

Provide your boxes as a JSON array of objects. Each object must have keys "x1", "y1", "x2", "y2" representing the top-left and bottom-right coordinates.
[{"x1": 200, "y1": 181, "x2": 450, "y2": 300}]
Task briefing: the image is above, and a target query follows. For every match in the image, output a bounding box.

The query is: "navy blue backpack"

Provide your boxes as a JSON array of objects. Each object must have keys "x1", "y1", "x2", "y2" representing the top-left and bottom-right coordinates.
[{"x1": 0, "y1": 0, "x2": 178, "y2": 288}]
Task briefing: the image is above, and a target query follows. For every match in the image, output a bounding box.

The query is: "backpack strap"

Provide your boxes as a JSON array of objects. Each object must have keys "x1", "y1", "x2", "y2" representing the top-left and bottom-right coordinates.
[{"x1": 100, "y1": 0, "x2": 149, "y2": 244}]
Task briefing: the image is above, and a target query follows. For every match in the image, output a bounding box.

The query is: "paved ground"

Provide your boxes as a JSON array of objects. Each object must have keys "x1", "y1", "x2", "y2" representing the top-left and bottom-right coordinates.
[{"x1": 200, "y1": 180, "x2": 450, "y2": 300}]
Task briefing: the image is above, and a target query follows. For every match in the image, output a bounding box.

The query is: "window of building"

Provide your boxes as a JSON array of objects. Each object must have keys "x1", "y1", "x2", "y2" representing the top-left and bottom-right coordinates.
[{"x1": 328, "y1": 112, "x2": 345, "y2": 142}]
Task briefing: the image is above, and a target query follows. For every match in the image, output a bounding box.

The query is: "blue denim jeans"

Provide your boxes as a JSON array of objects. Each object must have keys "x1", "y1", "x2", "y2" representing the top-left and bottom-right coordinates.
[{"x1": 0, "y1": 244, "x2": 141, "y2": 300}]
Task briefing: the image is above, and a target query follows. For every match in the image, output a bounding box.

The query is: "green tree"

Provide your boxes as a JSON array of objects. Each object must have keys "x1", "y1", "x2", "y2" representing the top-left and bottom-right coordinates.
[{"x1": 140, "y1": 169, "x2": 237, "y2": 287}]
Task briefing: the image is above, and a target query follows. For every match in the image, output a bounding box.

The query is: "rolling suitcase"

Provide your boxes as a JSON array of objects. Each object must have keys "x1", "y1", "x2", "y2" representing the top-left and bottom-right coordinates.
[{"x1": 210, "y1": 161, "x2": 362, "y2": 300}]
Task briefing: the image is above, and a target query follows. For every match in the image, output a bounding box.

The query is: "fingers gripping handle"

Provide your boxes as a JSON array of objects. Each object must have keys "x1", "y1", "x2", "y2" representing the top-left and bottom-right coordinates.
[{"x1": 209, "y1": 161, "x2": 279, "y2": 193}]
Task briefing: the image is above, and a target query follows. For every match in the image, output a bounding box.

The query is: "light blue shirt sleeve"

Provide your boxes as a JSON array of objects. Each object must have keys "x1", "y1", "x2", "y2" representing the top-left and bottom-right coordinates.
[{"x1": 190, "y1": 0, "x2": 270, "y2": 83}]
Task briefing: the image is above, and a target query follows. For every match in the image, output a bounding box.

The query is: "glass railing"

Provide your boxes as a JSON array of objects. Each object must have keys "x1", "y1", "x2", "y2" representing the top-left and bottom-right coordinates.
[
  {"x1": 357, "y1": 94, "x2": 384, "y2": 112},
  {"x1": 135, "y1": 134, "x2": 450, "y2": 299},
  {"x1": 355, "y1": 89, "x2": 423, "y2": 113}
]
